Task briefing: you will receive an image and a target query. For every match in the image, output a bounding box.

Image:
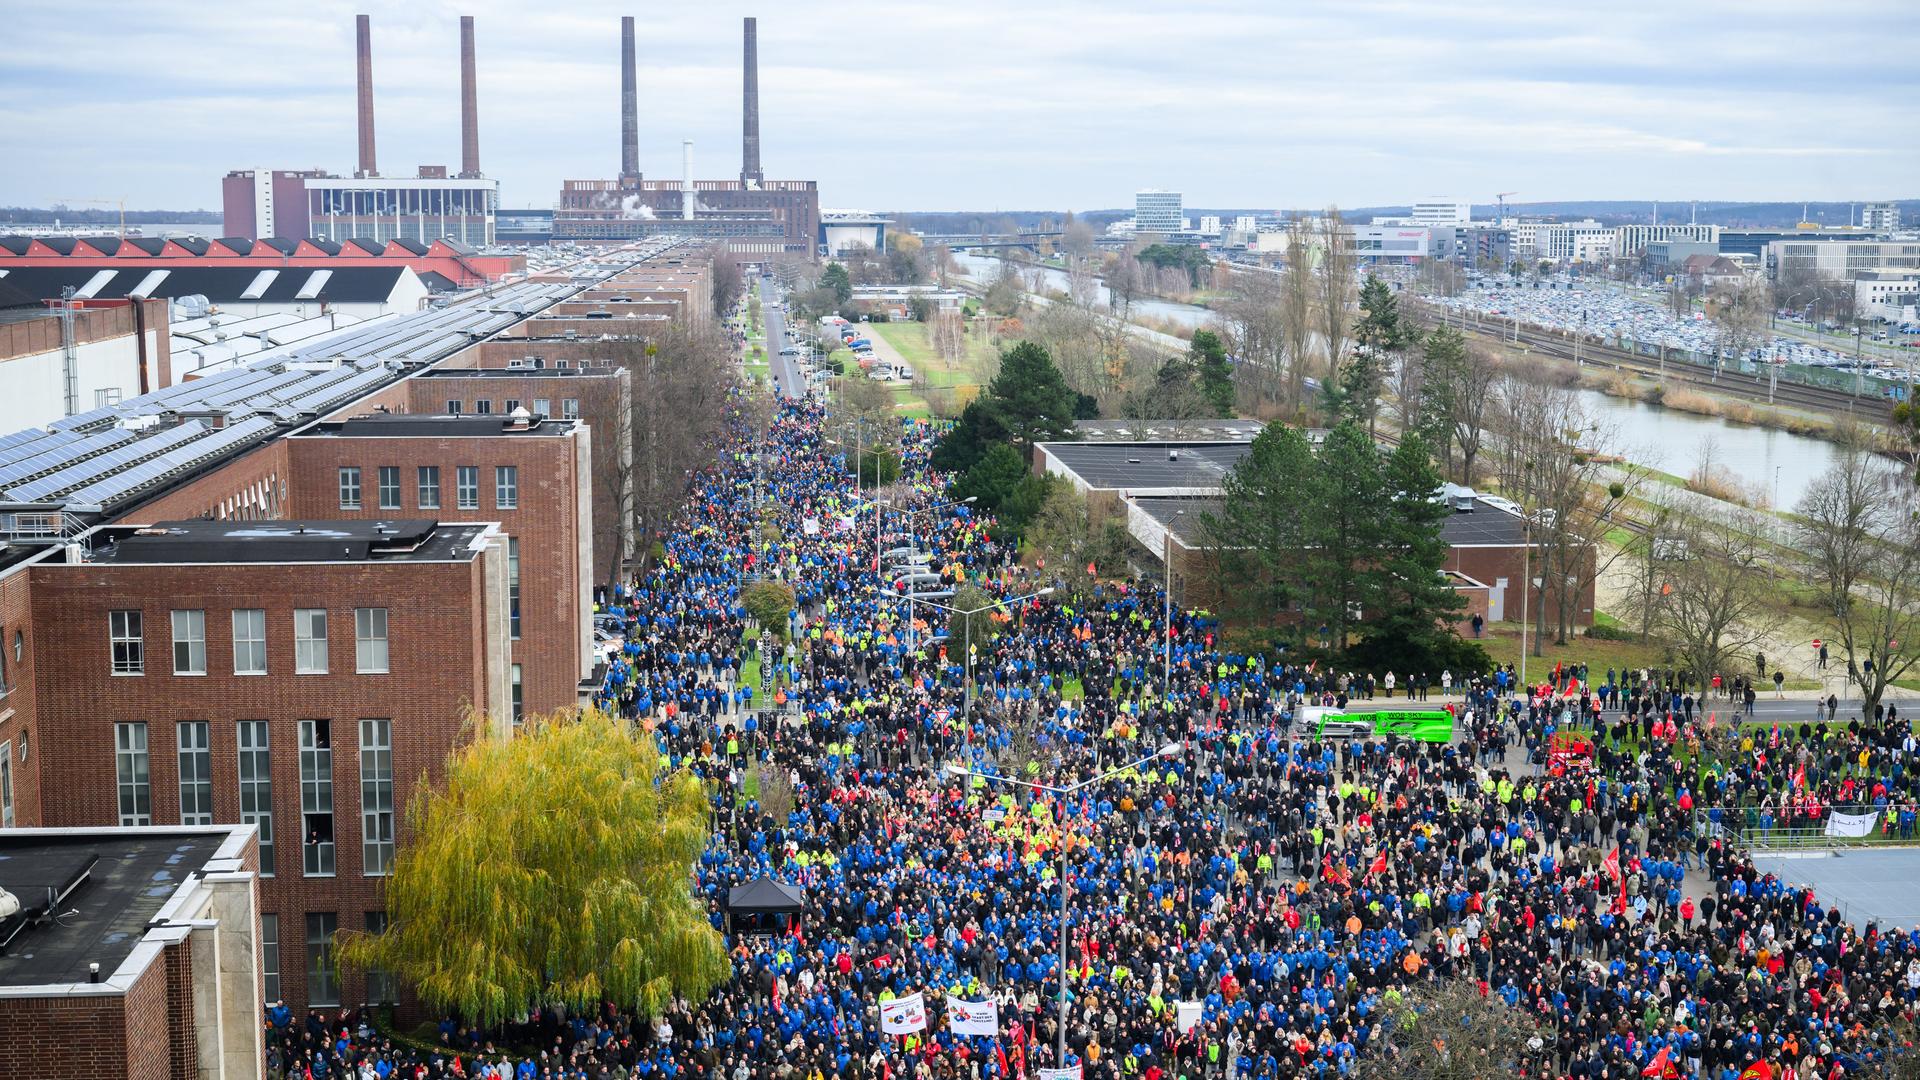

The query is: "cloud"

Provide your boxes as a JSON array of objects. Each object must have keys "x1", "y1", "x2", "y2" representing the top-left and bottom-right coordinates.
[{"x1": 0, "y1": 0, "x2": 1913, "y2": 213}]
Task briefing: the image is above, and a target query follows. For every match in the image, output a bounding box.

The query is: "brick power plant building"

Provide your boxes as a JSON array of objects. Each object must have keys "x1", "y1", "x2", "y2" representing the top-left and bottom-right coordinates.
[
  {"x1": 0, "y1": 238, "x2": 717, "y2": 1040},
  {"x1": 554, "y1": 17, "x2": 820, "y2": 256}
]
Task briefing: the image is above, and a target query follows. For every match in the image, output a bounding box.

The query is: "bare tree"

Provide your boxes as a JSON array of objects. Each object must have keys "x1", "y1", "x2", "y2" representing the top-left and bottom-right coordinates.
[
  {"x1": 1316, "y1": 207, "x2": 1356, "y2": 387},
  {"x1": 606, "y1": 321, "x2": 736, "y2": 579},
  {"x1": 1795, "y1": 439, "x2": 1920, "y2": 715},
  {"x1": 1614, "y1": 489, "x2": 1682, "y2": 643},
  {"x1": 1104, "y1": 251, "x2": 1142, "y2": 324},
  {"x1": 1214, "y1": 267, "x2": 1288, "y2": 412},
  {"x1": 1278, "y1": 218, "x2": 1318, "y2": 409},
  {"x1": 1353, "y1": 978, "x2": 1549, "y2": 1080},
  {"x1": 1496, "y1": 378, "x2": 1646, "y2": 647},
  {"x1": 1443, "y1": 341, "x2": 1501, "y2": 486},
  {"x1": 1657, "y1": 508, "x2": 1780, "y2": 683},
  {"x1": 709, "y1": 255, "x2": 745, "y2": 318},
  {"x1": 929, "y1": 243, "x2": 954, "y2": 290},
  {"x1": 1707, "y1": 276, "x2": 1770, "y2": 373},
  {"x1": 930, "y1": 309, "x2": 966, "y2": 363}
]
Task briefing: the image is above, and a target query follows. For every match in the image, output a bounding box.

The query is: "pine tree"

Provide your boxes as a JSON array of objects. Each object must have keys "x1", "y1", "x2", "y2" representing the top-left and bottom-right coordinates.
[
  {"x1": 979, "y1": 341, "x2": 1081, "y2": 446},
  {"x1": 1302, "y1": 422, "x2": 1387, "y2": 651},
  {"x1": 1367, "y1": 433, "x2": 1466, "y2": 656},
  {"x1": 1188, "y1": 330, "x2": 1236, "y2": 417},
  {"x1": 1199, "y1": 423, "x2": 1317, "y2": 631}
]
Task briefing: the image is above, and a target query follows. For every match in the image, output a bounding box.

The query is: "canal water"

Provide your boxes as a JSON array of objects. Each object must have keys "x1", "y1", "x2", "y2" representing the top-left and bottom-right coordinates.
[{"x1": 950, "y1": 252, "x2": 1852, "y2": 505}]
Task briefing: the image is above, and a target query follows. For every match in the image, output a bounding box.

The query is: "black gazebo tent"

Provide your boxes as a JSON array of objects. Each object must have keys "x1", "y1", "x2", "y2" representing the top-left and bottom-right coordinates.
[{"x1": 726, "y1": 876, "x2": 805, "y2": 937}]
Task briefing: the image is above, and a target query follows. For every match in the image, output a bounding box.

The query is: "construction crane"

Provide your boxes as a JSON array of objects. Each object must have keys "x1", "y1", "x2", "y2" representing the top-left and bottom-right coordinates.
[
  {"x1": 53, "y1": 197, "x2": 128, "y2": 238},
  {"x1": 1495, "y1": 192, "x2": 1519, "y2": 225}
]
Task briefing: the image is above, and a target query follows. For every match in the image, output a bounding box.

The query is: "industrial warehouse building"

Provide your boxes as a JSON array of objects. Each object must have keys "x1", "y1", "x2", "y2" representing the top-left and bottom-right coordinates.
[{"x1": 0, "y1": 236, "x2": 706, "y2": 1017}]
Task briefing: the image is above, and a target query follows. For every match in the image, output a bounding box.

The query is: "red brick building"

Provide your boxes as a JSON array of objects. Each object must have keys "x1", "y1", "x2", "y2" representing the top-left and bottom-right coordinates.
[
  {"x1": 0, "y1": 824, "x2": 264, "y2": 1080},
  {"x1": 19, "y1": 518, "x2": 512, "y2": 1013}
]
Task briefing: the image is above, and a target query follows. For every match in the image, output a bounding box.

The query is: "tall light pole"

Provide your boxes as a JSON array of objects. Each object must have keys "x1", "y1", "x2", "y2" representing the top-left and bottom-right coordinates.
[
  {"x1": 909, "y1": 587, "x2": 1053, "y2": 719},
  {"x1": 947, "y1": 741, "x2": 1182, "y2": 1072},
  {"x1": 1163, "y1": 510, "x2": 1184, "y2": 693}
]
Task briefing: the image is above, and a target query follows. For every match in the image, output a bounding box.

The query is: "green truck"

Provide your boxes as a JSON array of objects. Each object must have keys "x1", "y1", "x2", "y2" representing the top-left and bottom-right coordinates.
[{"x1": 1300, "y1": 706, "x2": 1455, "y2": 744}]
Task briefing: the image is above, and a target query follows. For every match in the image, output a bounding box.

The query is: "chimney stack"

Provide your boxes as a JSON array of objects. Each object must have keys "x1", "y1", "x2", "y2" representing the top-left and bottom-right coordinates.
[
  {"x1": 741, "y1": 17, "x2": 763, "y2": 187},
  {"x1": 682, "y1": 140, "x2": 695, "y2": 220},
  {"x1": 355, "y1": 14, "x2": 378, "y2": 177},
  {"x1": 458, "y1": 16, "x2": 481, "y2": 178},
  {"x1": 619, "y1": 17, "x2": 640, "y2": 185}
]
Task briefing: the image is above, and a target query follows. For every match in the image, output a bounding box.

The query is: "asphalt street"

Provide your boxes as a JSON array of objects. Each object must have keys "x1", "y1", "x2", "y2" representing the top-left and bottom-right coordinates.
[{"x1": 761, "y1": 280, "x2": 805, "y2": 400}]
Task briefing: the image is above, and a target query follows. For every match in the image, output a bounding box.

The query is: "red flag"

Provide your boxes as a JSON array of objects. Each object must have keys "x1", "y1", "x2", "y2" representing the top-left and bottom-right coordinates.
[
  {"x1": 1792, "y1": 764, "x2": 1807, "y2": 791},
  {"x1": 1086, "y1": 561, "x2": 1096, "y2": 577},
  {"x1": 1368, "y1": 851, "x2": 1388, "y2": 877},
  {"x1": 1738, "y1": 1061, "x2": 1774, "y2": 1080},
  {"x1": 1603, "y1": 848, "x2": 1622, "y2": 882},
  {"x1": 995, "y1": 1041, "x2": 1012, "y2": 1079},
  {"x1": 1641, "y1": 1047, "x2": 1672, "y2": 1077}
]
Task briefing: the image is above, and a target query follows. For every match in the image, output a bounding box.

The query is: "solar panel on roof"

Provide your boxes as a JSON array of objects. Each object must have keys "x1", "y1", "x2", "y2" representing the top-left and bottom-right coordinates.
[
  {"x1": 0, "y1": 429, "x2": 137, "y2": 488},
  {"x1": 65, "y1": 417, "x2": 275, "y2": 508},
  {"x1": 9, "y1": 421, "x2": 210, "y2": 501},
  {"x1": 0, "y1": 427, "x2": 59, "y2": 462},
  {"x1": 48, "y1": 407, "x2": 120, "y2": 433}
]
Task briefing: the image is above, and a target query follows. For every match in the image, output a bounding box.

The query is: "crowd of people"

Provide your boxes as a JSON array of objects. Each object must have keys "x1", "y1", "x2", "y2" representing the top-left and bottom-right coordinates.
[{"x1": 267, "y1": 380, "x2": 1920, "y2": 1080}]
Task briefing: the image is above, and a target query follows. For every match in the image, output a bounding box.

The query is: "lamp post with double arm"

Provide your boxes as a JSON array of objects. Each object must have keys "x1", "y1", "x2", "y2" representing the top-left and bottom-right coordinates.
[{"x1": 947, "y1": 741, "x2": 1183, "y2": 1073}]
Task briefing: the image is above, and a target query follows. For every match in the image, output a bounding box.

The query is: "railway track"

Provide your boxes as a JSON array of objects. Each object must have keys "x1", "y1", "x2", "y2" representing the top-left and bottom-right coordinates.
[{"x1": 1406, "y1": 306, "x2": 1896, "y2": 421}]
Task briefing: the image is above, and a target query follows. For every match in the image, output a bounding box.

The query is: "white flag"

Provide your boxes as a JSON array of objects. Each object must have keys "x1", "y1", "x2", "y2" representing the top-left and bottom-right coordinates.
[
  {"x1": 881, "y1": 991, "x2": 927, "y2": 1035},
  {"x1": 946, "y1": 995, "x2": 998, "y2": 1036},
  {"x1": 1039, "y1": 1068, "x2": 1083, "y2": 1080},
  {"x1": 1176, "y1": 1000, "x2": 1205, "y2": 1034},
  {"x1": 803, "y1": 518, "x2": 821, "y2": 536},
  {"x1": 1826, "y1": 810, "x2": 1879, "y2": 838}
]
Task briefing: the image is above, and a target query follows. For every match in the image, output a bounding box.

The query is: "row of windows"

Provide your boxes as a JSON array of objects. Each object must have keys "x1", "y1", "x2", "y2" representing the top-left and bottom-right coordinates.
[
  {"x1": 114, "y1": 718, "x2": 393, "y2": 881},
  {"x1": 339, "y1": 465, "x2": 517, "y2": 512},
  {"x1": 261, "y1": 910, "x2": 393, "y2": 1008},
  {"x1": 443, "y1": 398, "x2": 579, "y2": 419},
  {"x1": 110, "y1": 608, "x2": 387, "y2": 677}
]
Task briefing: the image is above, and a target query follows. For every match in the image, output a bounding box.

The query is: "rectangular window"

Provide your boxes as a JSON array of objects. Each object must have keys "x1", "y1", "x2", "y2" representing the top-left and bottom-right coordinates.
[
  {"x1": 495, "y1": 466, "x2": 518, "y2": 510},
  {"x1": 363, "y1": 911, "x2": 395, "y2": 1004},
  {"x1": 110, "y1": 609, "x2": 144, "y2": 675},
  {"x1": 294, "y1": 609, "x2": 328, "y2": 674},
  {"x1": 511, "y1": 664, "x2": 523, "y2": 725},
  {"x1": 532, "y1": 398, "x2": 551, "y2": 419},
  {"x1": 260, "y1": 913, "x2": 281, "y2": 1003},
  {"x1": 0, "y1": 740, "x2": 13, "y2": 828},
  {"x1": 456, "y1": 466, "x2": 479, "y2": 510},
  {"x1": 354, "y1": 608, "x2": 388, "y2": 674},
  {"x1": 299, "y1": 720, "x2": 334, "y2": 876},
  {"x1": 474, "y1": 399, "x2": 492, "y2": 415},
  {"x1": 417, "y1": 466, "x2": 440, "y2": 509},
  {"x1": 508, "y1": 537, "x2": 521, "y2": 640},
  {"x1": 377, "y1": 466, "x2": 401, "y2": 510},
  {"x1": 503, "y1": 398, "x2": 521, "y2": 415},
  {"x1": 171, "y1": 609, "x2": 206, "y2": 675},
  {"x1": 305, "y1": 912, "x2": 339, "y2": 1007},
  {"x1": 445, "y1": 399, "x2": 463, "y2": 416},
  {"x1": 562, "y1": 398, "x2": 580, "y2": 419},
  {"x1": 238, "y1": 721, "x2": 274, "y2": 876},
  {"x1": 0, "y1": 623, "x2": 10, "y2": 695},
  {"x1": 177, "y1": 721, "x2": 212, "y2": 825},
  {"x1": 360, "y1": 719, "x2": 393, "y2": 875},
  {"x1": 338, "y1": 466, "x2": 361, "y2": 510},
  {"x1": 115, "y1": 722, "x2": 151, "y2": 825},
  {"x1": 233, "y1": 608, "x2": 267, "y2": 675}
]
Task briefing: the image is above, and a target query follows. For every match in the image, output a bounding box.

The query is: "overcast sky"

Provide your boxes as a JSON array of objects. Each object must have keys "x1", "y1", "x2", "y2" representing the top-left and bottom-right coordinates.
[{"x1": 2, "y1": 0, "x2": 1914, "y2": 214}]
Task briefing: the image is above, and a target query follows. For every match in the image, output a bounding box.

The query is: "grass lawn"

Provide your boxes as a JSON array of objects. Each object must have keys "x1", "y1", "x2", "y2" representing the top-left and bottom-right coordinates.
[
  {"x1": 741, "y1": 656, "x2": 762, "y2": 693},
  {"x1": 871, "y1": 321, "x2": 997, "y2": 388},
  {"x1": 1476, "y1": 620, "x2": 1676, "y2": 676}
]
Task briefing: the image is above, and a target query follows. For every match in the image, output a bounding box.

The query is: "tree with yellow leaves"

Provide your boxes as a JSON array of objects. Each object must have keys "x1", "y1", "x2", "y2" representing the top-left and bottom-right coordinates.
[{"x1": 337, "y1": 708, "x2": 730, "y2": 1027}]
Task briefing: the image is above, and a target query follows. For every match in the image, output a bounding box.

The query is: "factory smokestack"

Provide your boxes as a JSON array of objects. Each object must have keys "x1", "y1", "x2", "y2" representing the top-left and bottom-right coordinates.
[
  {"x1": 458, "y1": 16, "x2": 480, "y2": 177},
  {"x1": 620, "y1": 17, "x2": 640, "y2": 184},
  {"x1": 741, "y1": 17, "x2": 763, "y2": 187},
  {"x1": 356, "y1": 14, "x2": 377, "y2": 177},
  {"x1": 682, "y1": 140, "x2": 695, "y2": 221}
]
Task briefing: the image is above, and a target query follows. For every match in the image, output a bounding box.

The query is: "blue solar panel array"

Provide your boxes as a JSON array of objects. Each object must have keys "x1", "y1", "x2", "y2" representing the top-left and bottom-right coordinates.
[{"x1": 0, "y1": 245, "x2": 673, "y2": 519}]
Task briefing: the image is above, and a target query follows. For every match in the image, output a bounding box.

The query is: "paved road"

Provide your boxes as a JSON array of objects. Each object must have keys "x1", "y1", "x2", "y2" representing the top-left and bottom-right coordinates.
[{"x1": 762, "y1": 280, "x2": 804, "y2": 400}]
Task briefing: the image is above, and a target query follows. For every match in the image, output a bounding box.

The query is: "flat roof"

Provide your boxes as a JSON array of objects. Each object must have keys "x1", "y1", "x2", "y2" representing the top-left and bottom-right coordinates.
[
  {"x1": 1754, "y1": 849, "x2": 1920, "y2": 933},
  {"x1": 0, "y1": 829, "x2": 230, "y2": 987},
  {"x1": 418, "y1": 368, "x2": 606, "y2": 379},
  {"x1": 305, "y1": 414, "x2": 576, "y2": 438},
  {"x1": 89, "y1": 519, "x2": 490, "y2": 564},
  {"x1": 1039, "y1": 441, "x2": 1250, "y2": 492}
]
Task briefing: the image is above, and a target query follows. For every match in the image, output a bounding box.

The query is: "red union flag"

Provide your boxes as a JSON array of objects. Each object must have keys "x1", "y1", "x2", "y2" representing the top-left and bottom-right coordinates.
[{"x1": 1603, "y1": 847, "x2": 1622, "y2": 882}]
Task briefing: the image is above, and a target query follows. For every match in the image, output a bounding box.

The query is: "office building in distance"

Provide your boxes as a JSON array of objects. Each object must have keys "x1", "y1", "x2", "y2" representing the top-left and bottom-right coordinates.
[{"x1": 1133, "y1": 189, "x2": 1184, "y2": 234}]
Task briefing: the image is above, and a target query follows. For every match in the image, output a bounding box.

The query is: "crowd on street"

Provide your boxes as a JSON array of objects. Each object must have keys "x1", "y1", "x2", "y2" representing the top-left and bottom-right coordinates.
[{"x1": 267, "y1": 385, "x2": 1920, "y2": 1080}]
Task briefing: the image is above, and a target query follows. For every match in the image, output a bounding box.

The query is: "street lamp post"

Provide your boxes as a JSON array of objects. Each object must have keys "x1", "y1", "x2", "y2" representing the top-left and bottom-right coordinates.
[
  {"x1": 947, "y1": 741, "x2": 1182, "y2": 1073},
  {"x1": 909, "y1": 587, "x2": 1054, "y2": 718},
  {"x1": 1163, "y1": 510, "x2": 1185, "y2": 694},
  {"x1": 878, "y1": 496, "x2": 977, "y2": 651}
]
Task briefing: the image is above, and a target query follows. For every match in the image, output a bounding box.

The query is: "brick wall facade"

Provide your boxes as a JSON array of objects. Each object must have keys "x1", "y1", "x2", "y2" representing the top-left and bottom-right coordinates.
[
  {"x1": 282, "y1": 429, "x2": 590, "y2": 716},
  {"x1": 26, "y1": 554, "x2": 505, "y2": 1013}
]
